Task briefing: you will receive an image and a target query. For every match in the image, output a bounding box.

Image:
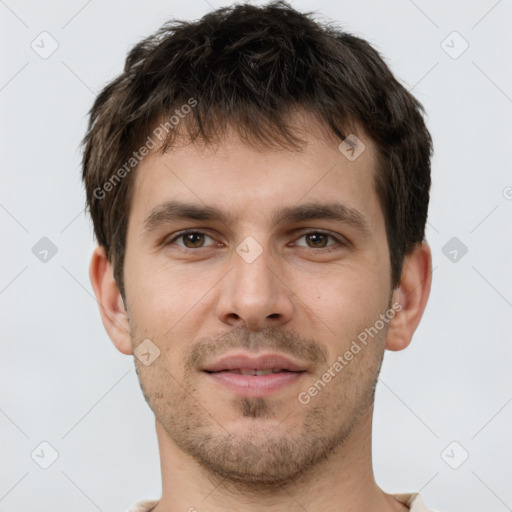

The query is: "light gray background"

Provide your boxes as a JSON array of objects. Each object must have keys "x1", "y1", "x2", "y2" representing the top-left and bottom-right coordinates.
[{"x1": 1, "y1": 1, "x2": 511, "y2": 511}]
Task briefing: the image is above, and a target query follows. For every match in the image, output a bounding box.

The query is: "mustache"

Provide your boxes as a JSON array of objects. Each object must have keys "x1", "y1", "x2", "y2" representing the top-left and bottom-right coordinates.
[{"x1": 184, "y1": 325, "x2": 329, "y2": 371}]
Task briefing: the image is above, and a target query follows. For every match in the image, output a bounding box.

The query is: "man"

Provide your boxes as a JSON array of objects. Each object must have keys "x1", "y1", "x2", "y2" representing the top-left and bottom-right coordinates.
[{"x1": 83, "y1": 1, "x2": 437, "y2": 510}]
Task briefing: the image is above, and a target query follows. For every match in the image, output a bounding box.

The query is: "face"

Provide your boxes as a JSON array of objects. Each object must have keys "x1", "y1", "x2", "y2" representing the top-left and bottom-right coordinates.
[{"x1": 122, "y1": 117, "x2": 394, "y2": 487}]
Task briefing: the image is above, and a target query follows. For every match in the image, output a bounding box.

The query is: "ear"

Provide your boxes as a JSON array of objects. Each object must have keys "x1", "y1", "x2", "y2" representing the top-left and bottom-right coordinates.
[
  {"x1": 385, "y1": 241, "x2": 432, "y2": 351},
  {"x1": 89, "y1": 245, "x2": 133, "y2": 355}
]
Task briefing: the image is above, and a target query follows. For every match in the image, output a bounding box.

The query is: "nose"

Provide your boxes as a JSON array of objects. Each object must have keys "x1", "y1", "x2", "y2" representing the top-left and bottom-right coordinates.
[{"x1": 215, "y1": 240, "x2": 294, "y2": 331}]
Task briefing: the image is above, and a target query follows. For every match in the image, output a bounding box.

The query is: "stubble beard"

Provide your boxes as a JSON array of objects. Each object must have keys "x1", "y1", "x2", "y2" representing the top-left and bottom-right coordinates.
[{"x1": 132, "y1": 322, "x2": 387, "y2": 492}]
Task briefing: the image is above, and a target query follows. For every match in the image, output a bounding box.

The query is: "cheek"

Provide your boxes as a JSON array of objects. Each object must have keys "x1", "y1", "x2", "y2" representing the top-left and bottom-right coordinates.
[
  {"x1": 310, "y1": 264, "x2": 384, "y2": 316},
  {"x1": 306, "y1": 268, "x2": 389, "y2": 353},
  {"x1": 128, "y1": 258, "x2": 196, "y2": 324},
  {"x1": 126, "y1": 260, "x2": 215, "y2": 366}
]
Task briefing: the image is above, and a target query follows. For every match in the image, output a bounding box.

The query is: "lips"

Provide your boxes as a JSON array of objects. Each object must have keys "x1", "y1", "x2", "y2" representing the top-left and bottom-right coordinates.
[
  {"x1": 219, "y1": 368, "x2": 288, "y2": 376},
  {"x1": 202, "y1": 353, "x2": 307, "y2": 373},
  {"x1": 202, "y1": 353, "x2": 307, "y2": 398}
]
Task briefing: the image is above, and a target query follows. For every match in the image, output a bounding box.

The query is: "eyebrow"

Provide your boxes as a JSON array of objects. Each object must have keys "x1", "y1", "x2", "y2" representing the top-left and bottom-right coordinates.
[{"x1": 142, "y1": 200, "x2": 372, "y2": 237}]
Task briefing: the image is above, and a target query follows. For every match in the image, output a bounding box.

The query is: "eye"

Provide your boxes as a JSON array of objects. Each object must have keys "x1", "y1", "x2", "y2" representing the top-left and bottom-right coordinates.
[
  {"x1": 293, "y1": 231, "x2": 344, "y2": 250},
  {"x1": 168, "y1": 230, "x2": 217, "y2": 249},
  {"x1": 165, "y1": 229, "x2": 346, "y2": 252}
]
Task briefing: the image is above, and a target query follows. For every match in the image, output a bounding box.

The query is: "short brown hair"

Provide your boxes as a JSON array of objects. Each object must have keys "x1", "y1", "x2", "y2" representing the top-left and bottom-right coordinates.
[{"x1": 82, "y1": 0, "x2": 432, "y2": 299}]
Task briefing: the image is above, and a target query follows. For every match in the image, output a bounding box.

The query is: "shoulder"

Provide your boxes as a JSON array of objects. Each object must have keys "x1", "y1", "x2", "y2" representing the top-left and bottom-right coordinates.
[
  {"x1": 125, "y1": 499, "x2": 160, "y2": 512},
  {"x1": 392, "y1": 493, "x2": 440, "y2": 511}
]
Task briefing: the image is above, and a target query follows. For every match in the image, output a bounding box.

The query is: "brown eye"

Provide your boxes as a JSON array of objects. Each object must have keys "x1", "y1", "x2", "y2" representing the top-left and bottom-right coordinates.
[
  {"x1": 167, "y1": 231, "x2": 216, "y2": 249},
  {"x1": 182, "y1": 232, "x2": 205, "y2": 248},
  {"x1": 294, "y1": 231, "x2": 340, "y2": 249},
  {"x1": 305, "y1": 232, "x2": 329, "y2": 248}
]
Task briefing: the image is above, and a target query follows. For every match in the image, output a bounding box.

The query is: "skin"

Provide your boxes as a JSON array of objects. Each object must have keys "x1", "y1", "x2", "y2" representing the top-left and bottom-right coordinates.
[{"x1": 90, "y1": 113, "x2": 432, "y2": 512}]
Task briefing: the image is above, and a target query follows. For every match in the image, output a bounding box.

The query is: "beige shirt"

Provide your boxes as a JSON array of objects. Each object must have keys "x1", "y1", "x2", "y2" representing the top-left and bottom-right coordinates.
[{"x1": 127, "y1": 492, "x2": 439, "y2": 511}]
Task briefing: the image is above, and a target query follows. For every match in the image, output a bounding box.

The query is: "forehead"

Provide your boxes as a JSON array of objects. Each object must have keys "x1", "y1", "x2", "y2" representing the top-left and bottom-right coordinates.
[{"x1": 129, "y1": 118, "x2": 383, "y2": 235}]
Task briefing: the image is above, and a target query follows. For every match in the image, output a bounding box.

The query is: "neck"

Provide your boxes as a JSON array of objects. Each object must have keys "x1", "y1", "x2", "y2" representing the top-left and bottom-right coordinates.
[{"x1": 151, "y1": 405, "x2": 408, "y2": 512}]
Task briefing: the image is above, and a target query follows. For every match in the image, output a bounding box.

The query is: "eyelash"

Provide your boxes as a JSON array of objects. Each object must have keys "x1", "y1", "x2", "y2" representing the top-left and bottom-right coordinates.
[{"x1": 165, "y1": 229, "x2": 347, "y2": 253}]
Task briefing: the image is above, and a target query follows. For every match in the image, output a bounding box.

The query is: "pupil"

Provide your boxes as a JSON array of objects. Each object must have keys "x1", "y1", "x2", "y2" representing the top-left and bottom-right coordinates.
[
  {"x1": 308, "y1": 233, "x2": 326, "y2": 247},
  {"x1": 186, "y1": 233, "x2": 203, "y2": 247}
]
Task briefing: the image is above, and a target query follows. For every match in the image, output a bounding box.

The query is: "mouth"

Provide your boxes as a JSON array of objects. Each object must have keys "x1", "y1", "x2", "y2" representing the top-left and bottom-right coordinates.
[
  {"x1": 209, "y1": 368, "x2": 296, "y2": 375},
  {"x1": 201, "y1": 353, "x2": 307, "y2": 397}
]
